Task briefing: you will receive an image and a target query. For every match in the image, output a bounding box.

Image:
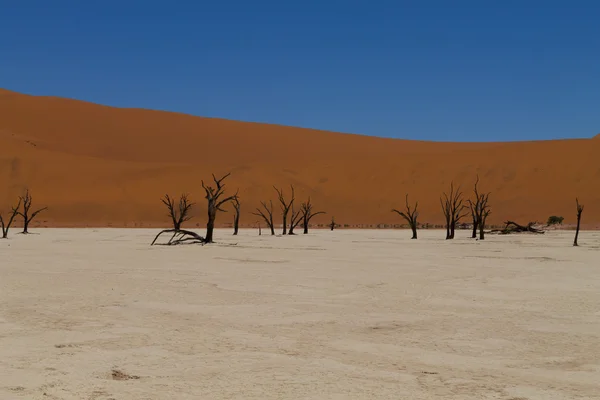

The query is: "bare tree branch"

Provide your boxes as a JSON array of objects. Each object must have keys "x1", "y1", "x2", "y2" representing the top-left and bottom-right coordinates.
[
  {"x1": 274, "y1": 185, "x2": 295, "y2": 235},
  {"x1": 16, "y1": 189, "x2": 47, "y2": 234},
  {"x1": 1, "y1": 198, "x2": 22, "y2": 239},
  {"x1": 202, "y1": 172, "x2": 236, "y2": 243},
  {"x1": 392, "y1": 194, "x2": 419, "y2": 239},
  {"x1": 151, "y1": 193, "x2": 205, "y2": 245},
  {"x1": 300, "y1": 197, "x2": 325, "y2": 234},
  {"x1": 252, "y1": 200, "x2": 275, "y2": 235}
]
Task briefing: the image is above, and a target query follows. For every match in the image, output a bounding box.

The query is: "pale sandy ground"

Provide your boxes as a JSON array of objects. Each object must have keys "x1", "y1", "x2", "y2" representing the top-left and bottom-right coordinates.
[{"x1": 1, "y1": 228, "x2": 599, "y2": 400}]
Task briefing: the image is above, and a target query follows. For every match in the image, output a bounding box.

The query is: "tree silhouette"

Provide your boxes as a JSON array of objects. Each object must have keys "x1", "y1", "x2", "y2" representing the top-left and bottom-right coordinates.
[
  {"x1": 252, "y1": 200, "x2": 275, "y2": 236},
  {"x1": 202, "y1": 173, "x2": 238, "y2": 243},
  {"x1": 574, "y1": 198, "x2": 584, "y2": 247},
  {"x1": 18, "y1": 189, "x2": 47, "y2": 234},
  {"x1": 274, "y1": 185, "x2": 295, "y2": 235},
  {"x1": 440, "y1": 182, "x2": 468, "y2": 239},
  {"x1": 1, "y1": 198, "x2": 22, "y2": 239},
  {"x1": 301, "y1": 197, "x2": 325, "y2": 234},
  {"x1": 151, "y1": 193, "x2": 205, "y2": 245},
  {"x1": 392, "y1": 194, "x2": 419, "y2": 239},
  {"x1": 232, "y1": 196, "x2": 241, "y2": 235}
]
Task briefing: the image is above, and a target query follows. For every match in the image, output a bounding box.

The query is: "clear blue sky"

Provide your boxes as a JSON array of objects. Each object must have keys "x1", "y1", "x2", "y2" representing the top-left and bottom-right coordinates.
[{"x1": 1, "y1": 1, "x2": 599, "y2": 141}]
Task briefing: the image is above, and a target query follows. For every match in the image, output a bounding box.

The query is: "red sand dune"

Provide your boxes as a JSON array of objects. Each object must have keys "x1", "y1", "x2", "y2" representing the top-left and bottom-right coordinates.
[{"x1": 1, "y1": 88, "x2": 599, "y2": 229}]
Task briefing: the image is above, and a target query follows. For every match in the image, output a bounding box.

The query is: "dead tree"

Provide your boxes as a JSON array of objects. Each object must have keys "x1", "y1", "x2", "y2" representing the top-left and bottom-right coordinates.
[
  {"x1": 17, "y1": 189, "x2": 47, "y2": 234},
  {"x1": 288, "y1": 205, "x2": 303, "y2": 235},
  {"x1": 467, "y1": 176, "x2": 491, "y2": 240},
  {"x1": 0, "y1": 198, "x2": 22, "y2": 239},
  {"x1": 440, "y1": 182, "x2": 468, "y2": 239},
  {"x1": 574, "y1": 198, "x2": 584, "y2": 247},
  {"x1": 301, "y1": 197, "x2": 325, "y2": 234},
  {"x1": 252, "y1": 200, "x2": 275, "y2": 235},
  {"x1": 392, "y1": 194, "x2": 419, "y2": 239},
  {"x1": 274, "y1": 185, "x2": 295, "y2": 235},
  {"x1": 330, "y1": 216, "x2": 336, "y2": 231},
  {"x1": 232, "y1": 196, "x2": 241, "y2": 235},
  {"x1": 151, "y1": 193, "x2": 206, "y2": 245},
  {"x1": 490, "y1": 221, "x2": 545, "y2": 235},
  {"x1": 202, "y1": 173, "x2": 238, "y2": 243},
  {"x1": 467, "y1": 176, "x2": 482, "y2": 238}
]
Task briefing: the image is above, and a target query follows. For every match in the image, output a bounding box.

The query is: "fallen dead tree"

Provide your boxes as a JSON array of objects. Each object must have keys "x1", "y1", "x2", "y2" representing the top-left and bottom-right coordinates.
[
  {"x1": 151, "y1": 193, "x2": 207, "y2": 246},
  {"x1": 490, "y1": 221, "x2": 545, "y2": 235}
]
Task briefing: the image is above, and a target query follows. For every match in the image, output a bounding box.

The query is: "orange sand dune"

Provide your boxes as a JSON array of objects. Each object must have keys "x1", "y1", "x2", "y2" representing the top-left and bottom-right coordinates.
[{"x1": 1, "y1": 88, "x2": 599, "y2": 229}]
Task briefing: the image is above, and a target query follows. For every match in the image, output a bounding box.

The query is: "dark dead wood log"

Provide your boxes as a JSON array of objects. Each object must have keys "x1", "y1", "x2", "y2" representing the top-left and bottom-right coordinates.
[
  {"x1": 232, "y1": 196, "x2": 241, "y2": 235},
  {"x1": 252, "y1": 200, "x2": 275, "y2": 235},
  {"x1": 440, "y1": 181, "x2": 468, "y2": 240},
  {"x1": 574, "y1": 198, "x2": 584, "y2": 246},
  {"x1": 274, "y1": 185, "x2": 295, "y2": 235},
  {"x1": 490, "y1": 221, "x2": 545, "y2": 235},
  {"x1": 202, "y1": 173, "x2": 238, "y2": 243},
  {"x1": 301, "y1": 197, "x2": 325, "y2": 234},
  {"x1": 1, "y1": 198, "x2": 22, "y2": 239},
  {"x1": 17, "y1": 189, "x2": 47, "y2": 234},
  {"x1": 392, "y1": 194, "x2": 419, "y2": 239},
  {"x1": 151, "y1": 229, "x2": 207, "y2": 246}
]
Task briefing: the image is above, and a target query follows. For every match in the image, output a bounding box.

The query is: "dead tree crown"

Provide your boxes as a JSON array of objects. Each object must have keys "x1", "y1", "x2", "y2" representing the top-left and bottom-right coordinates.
[
  {"x1": 274, "y1": 185, "x2": 295, "y2": 235},
  {"x1": 440, "y1": 181, "x2": 468, "y2": 240},
  {"x1": 252, "y1": 200, "x2": 275, "y2": 235},
  {"x1": 151, "y1": 193, "x2": 205, "y2": 245},
  {"x1": 301, "y1": 197, "x2": 325, "y2": 234},
  {"x1": 392, "y1": 194, "x2": 419, "y2": 239},
  {"x1": 18, "y1": 189, "x2": 48, "y2": 234},
  {"x1": 202, "y1": 172, "x2": 238, "y2": 243}
]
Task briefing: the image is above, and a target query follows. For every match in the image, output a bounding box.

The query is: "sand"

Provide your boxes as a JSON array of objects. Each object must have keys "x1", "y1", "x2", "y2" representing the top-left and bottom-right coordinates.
[
  {"x1": 1, "y1": 228, "x2": 599, "y2": 399},
  {"x1": 2, "y1": 88, "x2": 600, "y2": 228}
]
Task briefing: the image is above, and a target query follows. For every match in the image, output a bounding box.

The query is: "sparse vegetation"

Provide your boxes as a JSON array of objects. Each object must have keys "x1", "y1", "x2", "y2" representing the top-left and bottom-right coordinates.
[{"x1": 547, "y1": 215, "x2": 564, "y2": 225}]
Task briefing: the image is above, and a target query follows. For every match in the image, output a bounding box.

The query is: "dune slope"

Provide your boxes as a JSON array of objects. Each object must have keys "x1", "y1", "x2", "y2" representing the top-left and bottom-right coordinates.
[{"x1": 1, "y1": 88, "x2": 599, "y2": 228}]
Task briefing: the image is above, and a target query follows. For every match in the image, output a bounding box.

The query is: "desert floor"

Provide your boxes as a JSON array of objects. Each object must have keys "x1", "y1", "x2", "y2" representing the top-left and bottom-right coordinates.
[{"x1": 1, "y1": 228, "x2": 599, "y2": 399}]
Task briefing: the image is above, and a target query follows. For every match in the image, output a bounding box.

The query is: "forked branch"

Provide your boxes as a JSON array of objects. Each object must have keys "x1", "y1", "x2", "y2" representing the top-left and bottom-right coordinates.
[{"x1": 392, "y1": 194, "x2": 419, "y2": 239}]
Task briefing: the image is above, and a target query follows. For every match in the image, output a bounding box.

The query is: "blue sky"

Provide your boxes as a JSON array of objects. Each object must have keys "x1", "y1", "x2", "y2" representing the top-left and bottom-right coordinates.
[{"x1": 1, "y1": 1, "x2": 599, "y2": 141}]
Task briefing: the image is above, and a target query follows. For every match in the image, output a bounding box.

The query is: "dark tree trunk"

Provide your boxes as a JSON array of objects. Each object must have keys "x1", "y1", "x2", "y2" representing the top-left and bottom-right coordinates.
[
  {"x1": 282, "y1": 211, "x2": 288, "y2": 235},
  {"x1": 303, "y1": 216, "x2": 309, "y2": 234},
  {"x1": 471, "y1": 217, "x2": 478, "y2": 238},
  {"x1": 479, "y1": 216, "x2": 486, "y2": 240},
  {"x1": 206, "y1": 210, "x2": 216, "y2": 243},
  {"x1": 574, "y1": 198, "x2": 584, "y2": 246},
  {"x1": 410, "y1": 224, "x2": 417, "y2": 239},
  {"x1": 233, "y1": 215, "x2": 239, "y2": 235}
]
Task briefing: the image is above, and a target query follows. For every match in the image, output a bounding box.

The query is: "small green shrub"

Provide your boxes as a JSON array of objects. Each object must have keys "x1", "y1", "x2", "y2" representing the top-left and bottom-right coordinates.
[{"x1": 547, "y1": 215, "x2": 564, "y2": 225}]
